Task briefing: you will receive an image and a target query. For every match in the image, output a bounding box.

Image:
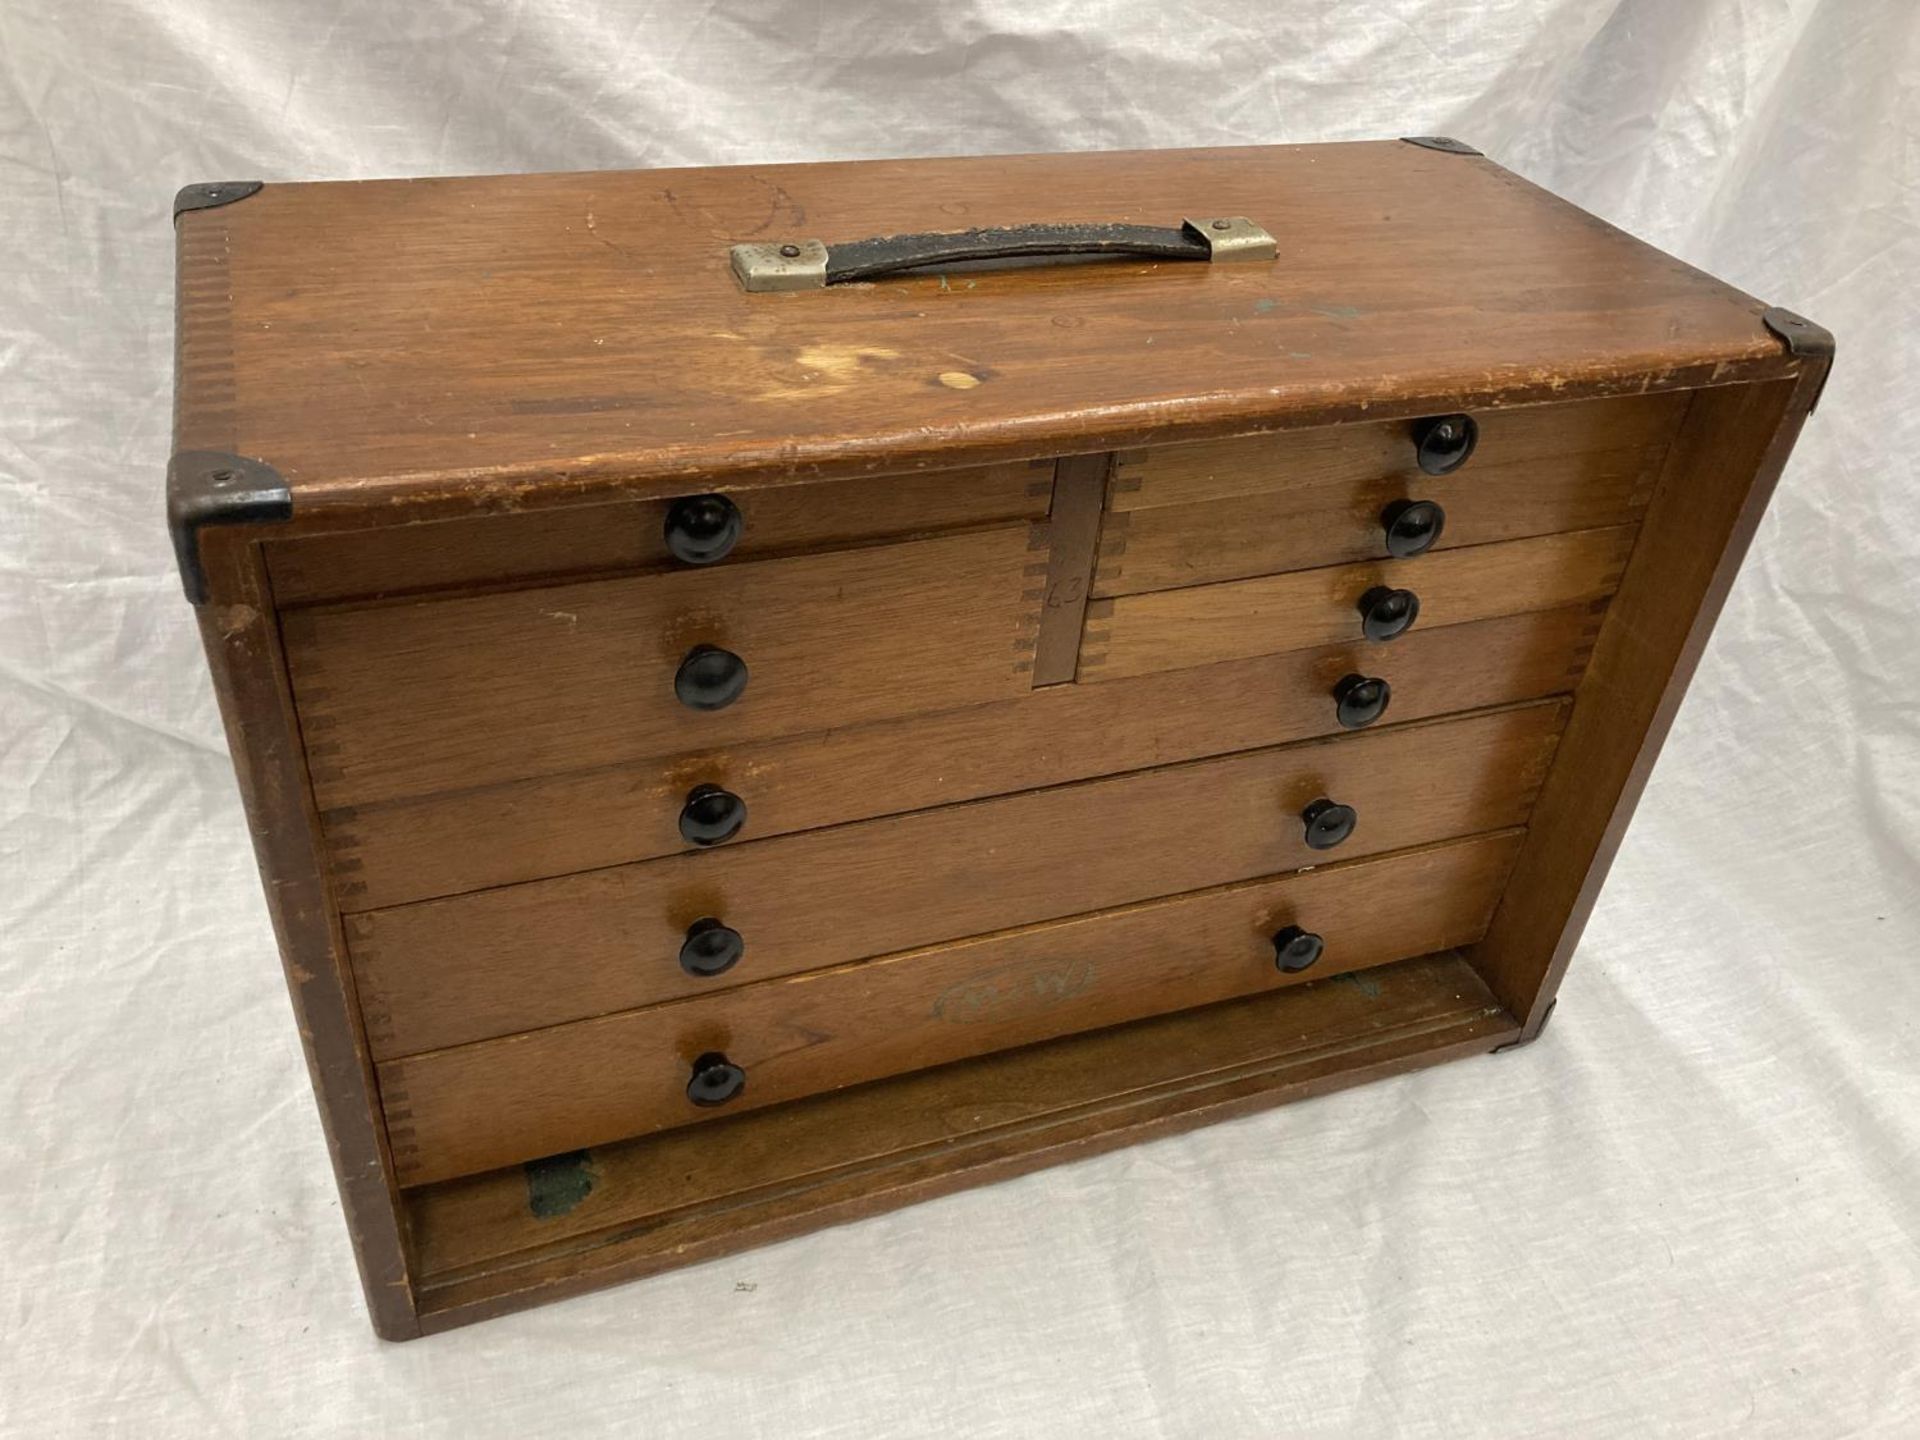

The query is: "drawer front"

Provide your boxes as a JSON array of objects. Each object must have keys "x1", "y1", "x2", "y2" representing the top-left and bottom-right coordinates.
[
  {"x1": 378, "y1": 831, "x2": 1525, "y2": 1187},
  {"x1": 1106, "y1": 391, "x2": 1689, "y2": 514},
  {"x1": 286, "y1": 525, "x2": 1043, "y2": 808},
  {"x1": 1096, "y1": 439, "x2": 1660, "y2": 598},
  {"x1": 267, "y1": 461, "x2": 1049, "y2": 605},
  {"x1": 350, "y1": 701, "x2": 1564, "y2": 1058},
  {"x1": 328, "y1": 606, "x2": 1601, "y2": 910},
  {"x1": 1080, "y1": 525, "x2": 1635, "y2": 683}
]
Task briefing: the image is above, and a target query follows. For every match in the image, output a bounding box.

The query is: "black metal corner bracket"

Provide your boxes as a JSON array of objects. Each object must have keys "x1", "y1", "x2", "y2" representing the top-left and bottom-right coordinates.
[
  {"x1": 167, "y1": 451, "x2": 292, "y2": 604},
  {"x1": 1761, "y1": 306, "x2": 1835, "y2": 413},
  {"x1": 1761, "y1": 306, "x2": 1834, "y2": 358},
  {"x1": 1493, "y1": 998, "x2": 1557, "y2": 1054},
  {"x1": 1401, "y1": 136, "x2": 1482, "y2": 156},
  {"x1": 173, "y1": 180, "x2": 264, "y2": 223}
]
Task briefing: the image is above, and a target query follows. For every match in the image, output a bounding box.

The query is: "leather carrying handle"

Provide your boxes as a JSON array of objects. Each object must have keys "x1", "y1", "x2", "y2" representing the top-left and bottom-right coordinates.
[{"x1": 730, "y1": 217, "x2": 1275, "y2": 292}]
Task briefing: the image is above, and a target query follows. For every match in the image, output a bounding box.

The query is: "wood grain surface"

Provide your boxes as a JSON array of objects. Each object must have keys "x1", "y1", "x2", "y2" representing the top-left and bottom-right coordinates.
[
  {"x1": 285, "y1": 524, "x2": 1044, "y2": 808},
  {"x1": 266, "y1": 460, "x2": 1049, "y2": 606},
  {"x1": 1470, "y1": 374, "x2": 1825, "y2": 1034},
  {"x1": 351, "y1": 701, "x2": 1565, "y2": 1059},
  {"x1": 179, "y1": 144, "x2": 1789, "y2": 528},
  {"x1": 324, "y1": 605, "x2": 1601, "y2": 911},
  {"x1": 187, "y1": 532, "x2": 421, "y2": 1339},
  {"x1": 380, "y1": 833, "x2": 1524, "y2": 1186},
  {"x1": 1080, "y1": 525, "x2": 1635, "y2": 681}
]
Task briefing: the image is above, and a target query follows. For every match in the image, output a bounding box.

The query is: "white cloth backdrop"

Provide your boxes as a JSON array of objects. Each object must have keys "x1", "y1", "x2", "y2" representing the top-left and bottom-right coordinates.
[{"x1": 3, "y1": 1, "x2": 1916, "y2": 1434}]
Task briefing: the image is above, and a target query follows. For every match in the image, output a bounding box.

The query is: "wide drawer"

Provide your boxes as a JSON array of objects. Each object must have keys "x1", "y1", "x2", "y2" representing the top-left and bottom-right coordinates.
[
  {"x1": 378, "y1": 831, "x2": 1525, "y2": 1187},
  {"x1": 350, "y1": 701, "x2": 1565, "y2": 1058},
  {"x1": 285, "y1": 524, "x2": 1044, "y2": 808},
  {"x1": 325, "y1": 605, "x2": 1601, "y2": 910},
  {"x1": 267, "y1": 461, "x2": 1049, "y2": 605},
  {"x1": 1080, "y1": 525, "x2": 1635, "y2": 682}
]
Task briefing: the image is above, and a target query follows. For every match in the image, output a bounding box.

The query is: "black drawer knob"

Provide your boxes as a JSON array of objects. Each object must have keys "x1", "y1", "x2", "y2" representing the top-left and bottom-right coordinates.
[
  {"x1": 679, "y1": 783, "x2": 747, "y2": 846},
  {"x1": 1301, "y1": 798, "x2": 1357, "y2": 851},
  {"x1": 1332, "y1": 673, "x2": 1392, "y2": 729},
  {"x1": 1272, "y1": 925, "x2": 1325, "y2": 973},
  {"x1": 679, "y1": 917, "x2": 744, "y2": 977},
  {"x1": 674, "y1": 644, "x2": 749, "y2": 710},
  {"x1": 1381, "y1": 498, "x2": 1446, "y2": 558},
  {"x1": 1358, "y1": 586, "x2": 1420, "y2": 641},
  {"x1": 1412, "y1": 413, "x2": 1478, "y2": 475},
  {"x1": 686, "y1": 1051, "x2": 747, "y2": 1107},
  {"x1": 663, "y1": 493, "x2": 743, "y2": 565}
]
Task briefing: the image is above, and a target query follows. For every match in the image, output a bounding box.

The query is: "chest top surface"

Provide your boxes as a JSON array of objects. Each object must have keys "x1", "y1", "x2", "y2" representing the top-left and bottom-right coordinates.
[{"x1": 173, "y1": 140, "x2": 1792, "y2": 521}]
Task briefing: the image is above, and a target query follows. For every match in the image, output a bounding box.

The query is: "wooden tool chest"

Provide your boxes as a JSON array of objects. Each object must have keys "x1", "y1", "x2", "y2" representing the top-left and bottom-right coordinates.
[{"x1": 168, "y1": 141, "x2": 1831, "y2": 1338}]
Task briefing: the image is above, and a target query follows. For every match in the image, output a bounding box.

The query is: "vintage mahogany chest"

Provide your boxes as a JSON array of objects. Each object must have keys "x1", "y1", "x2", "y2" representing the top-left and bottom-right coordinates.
[{"x1": 168, "y1": 141, "x2": 1830, "y2": 1338}]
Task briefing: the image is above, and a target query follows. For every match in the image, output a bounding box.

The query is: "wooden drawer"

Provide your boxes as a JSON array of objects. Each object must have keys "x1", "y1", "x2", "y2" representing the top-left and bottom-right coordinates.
[
  {"x1": 285, "y1": 525, "x2": 1044, "y2": 808},
  {"x1": 1107, "y1": 392, "x2": 1690, "y2": 512},
  {"x1": 1081, "y1": 525, "x2": 1635, "y2": 683},
  {"x1": 350, "y1": 701, "x2": 1564, "y2": 1058},
  {"x1": 401, "y1": 952, "x2": 1514, "y2": 1306},
  {"x1": 326, "y1": 605, "x2": 1602, "y2": 910},
  {"x1": 267, "y1": 461, "x2": 1049, "y2": 605},
  {"x1": 1095, "y1": 393, "x2": 1684, "y2": 597},
  {"x1": 379, "y1": 830, "x2": 1526, "y2": 1186}
]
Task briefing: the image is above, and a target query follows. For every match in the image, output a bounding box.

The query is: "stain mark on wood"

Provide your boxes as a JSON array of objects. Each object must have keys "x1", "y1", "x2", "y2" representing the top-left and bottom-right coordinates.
[
  {"x1": 1335, "y1": 970, "x2": 1385, "y2": 1000},
  {"x1": 524, "y1": 1150, "x2": 600, "y2": 1218},
  {"x1": 931, "y1": 958, "x2": 1099, "y2": 1023}
]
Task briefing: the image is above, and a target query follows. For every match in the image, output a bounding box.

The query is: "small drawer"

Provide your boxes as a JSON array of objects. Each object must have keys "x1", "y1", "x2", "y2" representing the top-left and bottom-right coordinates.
[
  {"x1": 266, "y1": 462, "x2": 1050, "y2": 605},
  {"x1": 349, "y1": 700, "x2": 1565, "y2": 1059},
  {"x1": 1105, "y1": 391, "x2": 1689, "y2": 515},
  {"x1": 377, "y1": 830, "x2": 1525, "y2": 1187},
  {"x1": 1080, "y1": 525, "x2": 1636, "y2": 683},
  {"x1": 284, "y1": 524, "x2": 1045, "y2": 809},
  {"x1": 1096, "y1": 407, "x2": 1671, "y2": 597},
  {"x1": 325, "y1": 605, "x2": 1602, "y2": 910}
]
